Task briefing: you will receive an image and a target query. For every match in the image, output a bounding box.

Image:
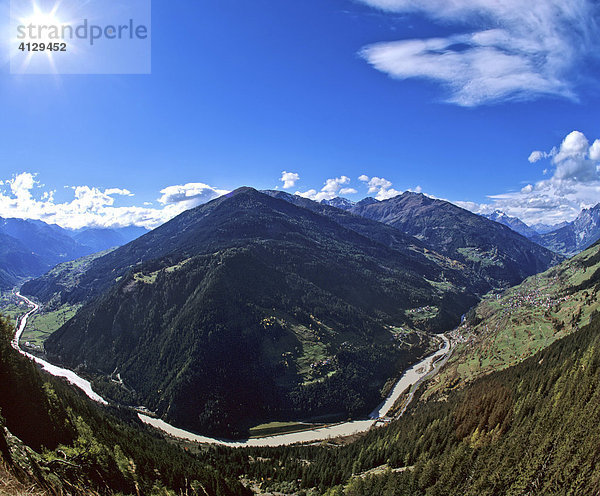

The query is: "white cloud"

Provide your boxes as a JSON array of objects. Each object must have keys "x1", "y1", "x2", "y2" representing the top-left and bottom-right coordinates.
[
  {"x1": 8, "y1": 172, "x2": 36, "y2": 201},
  {"x1": 280, "y1": 171, "x2": 300, "y2": 189},
  {"x1": 358, "y1": 175, "x2": 402, "y2": 200},
  {"x1": 358, "y1": 0, "x2": 598, "y2": 106},
  {"x1": 296, "y1": 189, "x2": 318, "y2": 199},
  {"x1": 529, "y1": 151, "x2": 545, "y2": 163},
  {"x1": 457, "y1": 130, "x2": 600, "y2": 225},
  {"x1": 0, "y1": 173, "x2": 228, "y2": 230},
  {"x1": 521, "y1": 184, "x2": 534, "y2": 193},
  {"x1": 158, "y1": 182, "x2": 228, "y2": 207},
  {"x1": 296, "y1": 175, "x2": 355, "y2": 201},
  {"x1": 104, "y1": 188, "x2": 134, "y2": 197},
  {"x1": 551, "y1": 131, "x2": 598, "y2": 181},
  {"x1": 590, "y1": 140, "x2": 600, "y2": 161}
]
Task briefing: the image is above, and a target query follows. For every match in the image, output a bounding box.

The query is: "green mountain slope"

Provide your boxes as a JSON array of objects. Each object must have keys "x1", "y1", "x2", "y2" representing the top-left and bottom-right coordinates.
[
  {"x1": 34, "y1": 188, "x2": 481, "y2": 437},
  {"x1": 424, "y1": 239, "x2": 600, "y2": 398},
  {"x1": 20, "y1": 249, "x2": 114, "y2": 310}
]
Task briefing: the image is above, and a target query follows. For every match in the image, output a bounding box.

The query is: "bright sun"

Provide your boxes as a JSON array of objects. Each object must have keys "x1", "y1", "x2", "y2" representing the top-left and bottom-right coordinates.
[
  {"x1": 12, "y1": 1, "x2": 69, "y2": 72},
  {"x1": 19, "y1": 3, "x2": 64, "y2": 41}
]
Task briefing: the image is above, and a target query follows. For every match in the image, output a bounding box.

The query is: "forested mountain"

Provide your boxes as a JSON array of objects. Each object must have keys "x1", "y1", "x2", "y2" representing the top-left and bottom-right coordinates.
[
  {"x1": 349, "y1": 192, "x2": 562, "y2": 288},
  {"x1": 19, "y1": 249, "x2": 113, "y2": 310},
  {"x1": 532, "y1": 202, "x2": 600, "y2": 257},
  {"x1": 214, "y1": 241, "x2": 600, "y2": 495},
  {"x1": 7, "y1": 195, "x2": 599, "y2": 492},
  {"x1": 28, "y1": 187, "x2": 483, "y2": 438},
  {"x1": 0, "y1": 315, "x2": 250, "y2": 495}
]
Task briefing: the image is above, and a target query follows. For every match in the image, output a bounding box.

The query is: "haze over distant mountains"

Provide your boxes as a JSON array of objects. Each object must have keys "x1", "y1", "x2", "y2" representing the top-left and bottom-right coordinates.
[
  {"x1": 478, "y1": 204, "x2": 600, "y2": 257},
  {"x1": 0, "y1": 218, "x2": 147, "y2": 289}
]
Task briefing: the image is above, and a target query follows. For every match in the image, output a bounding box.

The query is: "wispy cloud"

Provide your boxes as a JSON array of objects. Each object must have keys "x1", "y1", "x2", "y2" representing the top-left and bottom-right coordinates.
[
  {"x1": 0, "y1": 173, "x2": 228, "y2": 229},
  {"x1": 358, "y1": 0, "x2": 599, "y2": 106},
  {"x1": 457, "y1": 130, "x2": 600, "y2": 224}
]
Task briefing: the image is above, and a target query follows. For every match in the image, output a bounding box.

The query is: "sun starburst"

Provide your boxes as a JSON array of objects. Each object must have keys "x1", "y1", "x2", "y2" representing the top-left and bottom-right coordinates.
[{"x1": 10, "y1": 1, "x2": 72, "y2": 74}]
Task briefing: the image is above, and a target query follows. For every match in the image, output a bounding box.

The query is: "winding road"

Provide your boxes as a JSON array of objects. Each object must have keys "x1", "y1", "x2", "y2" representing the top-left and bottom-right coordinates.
[{"x1": 12, "y1": 291, "x2": 451, "y2": 447}]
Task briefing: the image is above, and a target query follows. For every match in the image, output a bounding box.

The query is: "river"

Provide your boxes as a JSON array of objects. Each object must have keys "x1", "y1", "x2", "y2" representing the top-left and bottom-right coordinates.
[{"x1": 12, "y1": 292, "x2": 107, "y2": 405}]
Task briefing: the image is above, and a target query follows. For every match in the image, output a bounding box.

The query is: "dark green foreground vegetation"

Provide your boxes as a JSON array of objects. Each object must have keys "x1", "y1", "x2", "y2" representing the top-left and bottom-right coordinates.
[
  {"x1": 212, "y1": 304, "x2": 600, "y2": 495},
  {"x1": 0, "y1": 316, "x2": 250, "y2": 496}
]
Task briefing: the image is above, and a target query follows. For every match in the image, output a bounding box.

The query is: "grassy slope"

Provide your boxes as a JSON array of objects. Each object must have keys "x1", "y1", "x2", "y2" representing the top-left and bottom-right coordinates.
[
  {"x1": 423, "y1": 241, "x2": 600, "y2": 399},
  {"x1": 22, "y1": 304, "x2": 81, "y2": 347}
]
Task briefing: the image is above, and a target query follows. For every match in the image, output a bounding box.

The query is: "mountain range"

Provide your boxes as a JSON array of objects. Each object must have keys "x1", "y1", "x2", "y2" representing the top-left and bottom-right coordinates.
[
  {"x1": 21, "y1": 187, "x2": 563, "y2": 437},
  {"x1": 3, "y1": 188, "x2": 600, "y2": 494},
  {"x1": 68, "y1": 225, "x2": 148, "y2": 253},
  {"x1": 347, "y1": 192, "x2": 562, "y2": 288},
  {"x1": 483, "y1": 210, "x2": 539, "y2": 238},
  {"x1": 0, "y1": 218, "x2": 147, "y2": 289},
  {"x1": 29, "y1": 188, "x2": 483, "y2": 436},
  {"x1": 321, "y1": 194, "x2": 600, "y2": 258},
  {"x1": 531, "y1": 203, "x2": 600, "y2": 256},
  {"x1": 480, "y1": 206, "x2": 600, "y2": 258}
]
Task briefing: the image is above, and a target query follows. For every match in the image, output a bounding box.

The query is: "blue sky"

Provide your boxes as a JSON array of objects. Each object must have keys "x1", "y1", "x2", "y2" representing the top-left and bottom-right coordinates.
[{"x1": 0, "y1": 0, "x2": 599, "y2": 228}]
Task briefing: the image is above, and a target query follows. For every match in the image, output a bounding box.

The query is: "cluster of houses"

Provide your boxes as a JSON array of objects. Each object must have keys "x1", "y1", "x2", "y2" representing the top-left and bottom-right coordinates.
[
  {"x1": 406, "y1": 305, "x2": 435, "y2": 314},
  {"x1": 504, "y1": 289, "x2": 570, "y2": 311},
  {"x1": 310, "y1": 358, "x2": 333, "y2": 369}
]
